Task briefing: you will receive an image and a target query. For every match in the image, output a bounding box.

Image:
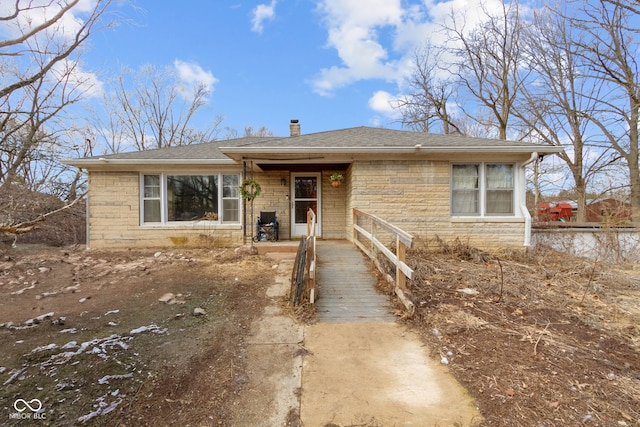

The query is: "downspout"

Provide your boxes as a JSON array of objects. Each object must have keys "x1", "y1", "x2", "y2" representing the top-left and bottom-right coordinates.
[
  {"x1": 520, "y1": 152, "x2": 538, "y2": 247},
  {"x1": 80, "y1": 169, "x2": 90, "y2": 250},
  {"x1": 242, "y1": 160, "x2": 247, "y2": 245}
]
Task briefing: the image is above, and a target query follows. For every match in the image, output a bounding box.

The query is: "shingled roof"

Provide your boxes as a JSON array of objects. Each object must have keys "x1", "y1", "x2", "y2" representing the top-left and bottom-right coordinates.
[{"x1": 64, "y1": 126, "x2": 562, "y2": 168}]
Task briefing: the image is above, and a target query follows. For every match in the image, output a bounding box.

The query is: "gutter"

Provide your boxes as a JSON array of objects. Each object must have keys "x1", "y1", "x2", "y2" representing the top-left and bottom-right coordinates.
[
  {"x1": 61, "y1": 158, "x2": 237, "y2": 168},
  {"x1": 520, "y1": 152, "x2": 538, "y2": 247},
  {"x1": 219, "y1": 145, "x2": 564, "y2": 156}
]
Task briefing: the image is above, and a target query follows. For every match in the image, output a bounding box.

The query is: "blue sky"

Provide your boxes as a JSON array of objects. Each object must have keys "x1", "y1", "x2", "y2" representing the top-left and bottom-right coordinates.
[
  {"x1": 1, "y1": 0, "x2": 508, "y2": 138},
  {"x1": 79, "y1": 0, "x2": 493, "y2": 137}
]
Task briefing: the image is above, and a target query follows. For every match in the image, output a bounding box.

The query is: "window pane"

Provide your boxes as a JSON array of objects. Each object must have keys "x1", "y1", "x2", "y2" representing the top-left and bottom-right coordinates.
[
  {"x1": 223, "y1": 175, "x2": 239, "y2": 197},
  {"x1": 144, "y1": 175, "x2": 160, "y2": 198},
  {"x1": 167, "y1": 175, "x2": 218, "y2": 221},
  {"x1": 486, "y1": 165, "x2": 513, "y2": 214},
  {"x1": 294, "y1": 177, "x2": 317, "y2": 199},
  {"x1": 222, "y1": 199, "x2": 239, "y2": 222},
  {"x1": 452, "y1": 190, "x2": 479, "y2": 214},
  {"x1": 144, "y1": 200, "x2": 161, "y2": 222},
  {"x1": 295, "y1": 201, "x2": 317, "y2": 223},
  {"x1": 486, "y1": 190, "x2": 513, "y2": 214},
  {"x1": 452, "y1": 165, "x2": 479, "y2": 215},
  {"x1": 486, "y1": 164, "x2": 513, "y2": 188},
  {"x1": 452, "y1": 165, "x2": 479, "y2": 189}
]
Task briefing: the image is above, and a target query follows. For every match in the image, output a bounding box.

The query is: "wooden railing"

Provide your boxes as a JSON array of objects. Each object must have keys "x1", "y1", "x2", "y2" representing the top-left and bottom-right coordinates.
[
  {"x1": 352, "y1": 208, "x2": 415, "y2": 314},
  {"x1": 291, "y1": 209, "x2": 317, "y2": 306},
  {"x1": 306, "y1": 208, "x2": 317, "y2": 303}
]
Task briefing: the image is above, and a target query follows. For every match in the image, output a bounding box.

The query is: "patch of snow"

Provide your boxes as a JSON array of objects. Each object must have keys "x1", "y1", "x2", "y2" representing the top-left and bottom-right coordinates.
[
  {"x1": 39, "y1": 334, "x2": 133, "y2": 368},
  {"x1": 30, "y1": 343, "x2": 58, "y2": 354},
  {"x1": 77, "y1": 396, "x2": 123, "y2": 423},
  {"x1": 98, "y1": 373, "x2": 133, "y2": 385},
  {"x1": 3, "y1": 367, "x2": 27, "y2": 385},
  {"x1": 35, "y1": 312, "x2": 55, "y2": 322},
  {"x1": 130, "y1": 324, "x2": 168, "y2": 335}
]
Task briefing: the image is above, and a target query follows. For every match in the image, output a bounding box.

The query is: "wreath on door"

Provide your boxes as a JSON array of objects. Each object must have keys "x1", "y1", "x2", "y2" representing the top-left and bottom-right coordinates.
[{"x1": 240, "y1": 179, "x2": 262, "y2": 201}]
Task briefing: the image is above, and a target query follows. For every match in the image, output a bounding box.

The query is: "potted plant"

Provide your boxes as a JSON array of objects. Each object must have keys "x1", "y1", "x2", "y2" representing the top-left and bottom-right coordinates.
[
  {"x1": 329, "y1": 172, "x2": 344, "y2": 187},
  {"x1": 329, "y1": 173, "x2": 344, "y2": 187}
]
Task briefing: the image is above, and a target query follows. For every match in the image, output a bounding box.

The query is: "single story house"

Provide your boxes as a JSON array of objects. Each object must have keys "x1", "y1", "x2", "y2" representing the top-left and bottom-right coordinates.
[{"x1": 64, "y1": 121, "x2": 563, "y2": 249}]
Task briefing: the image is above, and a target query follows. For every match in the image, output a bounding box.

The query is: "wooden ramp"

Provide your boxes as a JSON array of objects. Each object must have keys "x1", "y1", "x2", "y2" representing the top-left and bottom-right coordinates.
[{"x1": 316, "y1": 240, "x2": 395, "y2": 323}]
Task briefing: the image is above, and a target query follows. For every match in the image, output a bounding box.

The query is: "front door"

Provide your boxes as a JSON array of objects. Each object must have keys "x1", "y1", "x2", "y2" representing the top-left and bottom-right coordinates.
[{"x1": 291, "y1": 173, "x2": 321, "y2": 237}]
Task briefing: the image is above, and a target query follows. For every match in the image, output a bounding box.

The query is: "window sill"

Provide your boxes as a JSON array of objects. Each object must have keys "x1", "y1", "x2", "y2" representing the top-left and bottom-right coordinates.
[
  {"x1": 450, "y1": 217, "x2": 523, "y2": 223},
  {"x1": 140, "y1": 222, "x2": 242, "y2": 229}
]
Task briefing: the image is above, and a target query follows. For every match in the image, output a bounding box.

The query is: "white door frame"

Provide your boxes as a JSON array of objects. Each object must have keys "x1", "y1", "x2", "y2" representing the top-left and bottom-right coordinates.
[{"x1": 290, "y1": 172, "x2": 321, "y2": 237}]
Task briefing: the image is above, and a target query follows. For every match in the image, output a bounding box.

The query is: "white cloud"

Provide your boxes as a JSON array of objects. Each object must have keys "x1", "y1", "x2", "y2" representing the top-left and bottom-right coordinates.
[
  {"x1": 0, "y1": 0, "x2": 98, "y2": 41},
  {"x1": 173, "y1": 60, "x2": 218, "y2": 94},
  {"x1": 41, "y1": 58, "x2": 103, "y2": 99},
  {"x1": 251, "y1": 0, "x2": 277, "y2": 34},
  {"x1": 311, "y1": 0, "x2": 509, "y2": 98},
  {"x1": 312, "y1": 0, "x2": 405, "y2": 95},
  {"x1": 368, "y1": 90, "x2": 400, "y2": 119}
]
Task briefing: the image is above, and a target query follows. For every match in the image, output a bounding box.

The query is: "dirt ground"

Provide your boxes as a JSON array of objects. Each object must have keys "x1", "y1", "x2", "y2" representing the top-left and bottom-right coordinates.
[
  {"x1": 0, "y1": 241, "x2": 639, "y2": 427},
  {"x1": 0, "y1": 244, "x2": 277, "y2": 426},
  {"x1": 398, "y1": 240, "x2": 640, "y2": 427}
]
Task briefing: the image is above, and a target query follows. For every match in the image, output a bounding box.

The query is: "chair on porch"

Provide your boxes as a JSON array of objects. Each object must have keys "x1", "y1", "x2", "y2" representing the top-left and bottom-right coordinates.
[{"x1": 254, "y1": 211, "x2": 279, "y2": 242}]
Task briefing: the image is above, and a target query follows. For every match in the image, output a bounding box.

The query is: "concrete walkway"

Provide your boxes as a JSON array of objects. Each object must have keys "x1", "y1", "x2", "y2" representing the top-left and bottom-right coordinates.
[
  {"x1": 242, "y1": 244, "x2": 481, "y2": 426},
  {"x1": 316, "y1": 240, "x2": 395, "y2": 323},
  {"x1": 302, "y1": 240, "x2": 481, "y2": 426},
  {"x1": 301, "y1": 322, "x2": 482, "y2": 426}
]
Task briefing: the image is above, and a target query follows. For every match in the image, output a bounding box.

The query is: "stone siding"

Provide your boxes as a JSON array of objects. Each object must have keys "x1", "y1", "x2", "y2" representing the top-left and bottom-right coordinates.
[
  {"x1": 87, "y1": 162, "x2": 526, "y2": 250},
  {"x1": 88, "y1": 171, "x2": 243, "y2": 249},
  {"x1": 320, "y1": 171, "x2": 348, "y2": 239},
  {"x1": 243, "y1": 171, "x2": 291, "y2": 240},
  {"x1": 346, "y1": 160, "x2": 526, "y2": 249}
]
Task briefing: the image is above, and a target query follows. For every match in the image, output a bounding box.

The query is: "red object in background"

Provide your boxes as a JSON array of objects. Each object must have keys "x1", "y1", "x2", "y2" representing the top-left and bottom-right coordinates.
[
  {"x1": 556, "y1": 203, "x2": 573, "y2": 221},
  {"x1": 537, "y1": 202, "x2": 573, "y2": 222},
  {"x1": 537, "y1": 203, "x2": 555, "y2": 221}
]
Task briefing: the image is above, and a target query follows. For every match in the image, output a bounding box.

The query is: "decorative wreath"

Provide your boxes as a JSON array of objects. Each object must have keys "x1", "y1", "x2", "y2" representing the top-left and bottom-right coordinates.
[{"x1": 239, "y1": 179, "x2": 262, "y2": 201}]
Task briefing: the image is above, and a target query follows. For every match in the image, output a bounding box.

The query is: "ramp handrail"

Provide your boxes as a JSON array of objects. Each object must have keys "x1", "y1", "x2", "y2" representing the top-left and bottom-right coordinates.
[
  {"x1": 352, "y1": 208, "x2": 415, "y2": 314},
  {"x1": 291, "y1": 209, "x2": 317, "y2": 306}
]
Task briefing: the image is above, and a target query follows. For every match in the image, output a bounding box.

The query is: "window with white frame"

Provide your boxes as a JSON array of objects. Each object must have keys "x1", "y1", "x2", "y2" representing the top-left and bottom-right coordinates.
[
  {"x1": 141, "y1": 173, "x2": 240, "y2": 224},
  {"x1": 451, "y1": 163, "x2": 514, "y2": 216}
]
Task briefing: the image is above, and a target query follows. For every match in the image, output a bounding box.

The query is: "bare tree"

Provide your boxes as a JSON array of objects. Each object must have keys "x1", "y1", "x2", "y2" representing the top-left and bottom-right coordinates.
[
  {"x1": 223, "y1": 125, "x2": 274, "y2": 140},
  {"x1": 445, "y1": 0, "x2": 530, "y2": 139},
  {"x1": 1, "y1": 0, "x2": 113, "y2": 240},
  {"x1": 243, "y1": 125, "x2": 273, "y2": 137},
  {"x1": 0, "y1": 0, "x2": 109, "y2": 99},
  {"x1": 515, "y1": 5, "x2": 621, "y2": 222},
  {"x1": 395, "y1": 43, "x2": 462, "y2": 134},
  {"x1": 570, "y1": 0, "x2": 640, "y2": 223},
  {"x1": 92, "y1": 64, "x2": 223, "y2": 152}
]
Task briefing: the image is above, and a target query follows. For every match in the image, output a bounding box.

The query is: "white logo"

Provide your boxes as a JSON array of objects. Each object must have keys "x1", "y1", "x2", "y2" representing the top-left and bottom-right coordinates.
[{"x1": 13, "y1": 398, "x2": 42, "y2": 413}]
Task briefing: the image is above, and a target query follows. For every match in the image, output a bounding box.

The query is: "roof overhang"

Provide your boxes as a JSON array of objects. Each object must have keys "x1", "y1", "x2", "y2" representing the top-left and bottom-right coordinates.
[
  {"x1": 62, "y1": 158, "x2": 237, "y2": 168},
  {"x1": 219, "y1": 145, "x2": 564, "y2": 162}
]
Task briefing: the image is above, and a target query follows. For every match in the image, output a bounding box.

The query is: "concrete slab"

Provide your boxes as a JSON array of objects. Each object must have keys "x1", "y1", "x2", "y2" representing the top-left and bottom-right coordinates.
[
  {"x1": 229, "y1": 255, "x2": 303, "y2": 427},
  {"x1": 301, "y1": 322, "x2": 482, "y2": 426}
]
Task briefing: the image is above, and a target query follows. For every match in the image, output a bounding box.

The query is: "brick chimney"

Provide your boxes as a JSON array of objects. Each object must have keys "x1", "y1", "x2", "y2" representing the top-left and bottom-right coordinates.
[{"x1": 289, "y1": 119, "x2": 300, "y2": 137}]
